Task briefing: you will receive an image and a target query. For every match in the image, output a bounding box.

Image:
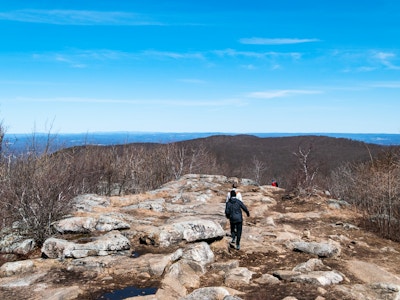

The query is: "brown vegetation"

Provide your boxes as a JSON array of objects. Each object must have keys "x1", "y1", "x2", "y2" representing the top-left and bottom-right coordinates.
[
  {"x1": 176, "y1": 134, "x2": 386, "y2": 189},
  {"x1": 1, "y1": 128, "x2": 400, "y2": 244},
  {"x1": 330, "y1": 147, "x2": 400, "y2": 241}
]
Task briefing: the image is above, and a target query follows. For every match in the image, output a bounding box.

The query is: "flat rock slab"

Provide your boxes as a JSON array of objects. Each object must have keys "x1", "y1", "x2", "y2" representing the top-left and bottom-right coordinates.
[{"x1": 346, "y1": 260, "x2": 400, "y2": 285}]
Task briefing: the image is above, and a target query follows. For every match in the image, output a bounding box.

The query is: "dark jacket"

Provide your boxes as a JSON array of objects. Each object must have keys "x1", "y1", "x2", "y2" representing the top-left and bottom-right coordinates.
[{"x1": 225, "y1": 197, "x2": 250, "y2": 223}]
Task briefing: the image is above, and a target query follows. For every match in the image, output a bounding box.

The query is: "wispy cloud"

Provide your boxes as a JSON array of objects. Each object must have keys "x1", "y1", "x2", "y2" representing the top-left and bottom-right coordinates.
[
  {"x1": 333, "y1": 49, "x2": 400, "y2": 72},
  {"x1": 246, "y1": 89, "x2": 323, "y2": 99},
  {"x1": 15, "y1": 97, "x2": 245, "y2": 107},
  {"x1": 159, "y1": 99, "x2": 246, "y2": 107},
  {"x1": 15, "y1": 97, "x2": 141, "y2": 104},
  {"x1": 142, "y1": 50, "x2": 205, "y2": 60},
  {"x1": 25, "y1": 47, "x2": 303, "y2": 69},
  {"x1": 239, "y1": 38, "x2": 320, "y2": 45},
  {"x1": 240, "y1": 64, "x2": 257, "y2": 70},
  {"x1": 32, "y1": 49, "x2": 129, "y2": 68},
  {"x1": 0, "y1": 9, "x2": 163, "y2": 25},
  {"x1": 177, "y1": 78, "x2": 207, "y2": 84},
  {"x1": 213, "y1": 48, "x2": 301, "y2": 60},
  {"x1": 373, "y1": 51, "x2": 400, "y2": 70},
  {"x1": 370, "y1": 81, "x2": 400, "y2": 88}
]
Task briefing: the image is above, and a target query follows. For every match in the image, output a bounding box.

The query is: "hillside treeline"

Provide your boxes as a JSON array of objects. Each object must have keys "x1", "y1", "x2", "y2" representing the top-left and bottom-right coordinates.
[{"x1": 1, "y1": 129, "x2": 400, "y2": 244}]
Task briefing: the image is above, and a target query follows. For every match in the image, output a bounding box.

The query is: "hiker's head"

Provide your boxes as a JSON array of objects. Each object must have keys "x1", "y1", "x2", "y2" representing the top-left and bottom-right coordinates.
[{"x1": 230, "y1": 190, "x2": 236, "y2": 198}]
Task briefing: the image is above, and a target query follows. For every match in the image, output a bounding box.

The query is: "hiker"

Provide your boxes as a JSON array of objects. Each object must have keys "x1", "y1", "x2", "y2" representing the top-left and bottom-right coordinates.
[
  {"x1": 272, "y1": 179, "x2": 278, "y2": 187},
  {"x1": 226, "y1": 182, "x2": 242, "y2": 202},
  {"x1": 225, "y1": 190, "x2": 250, "y2": 250}
]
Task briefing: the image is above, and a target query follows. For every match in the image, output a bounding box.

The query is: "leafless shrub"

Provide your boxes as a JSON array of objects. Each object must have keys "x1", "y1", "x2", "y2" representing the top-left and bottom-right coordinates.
[
  {"x1": 0, "y1": 144, "x2": 76, "y2": 244},
  {"x1": 330, "y1": 147, "x2": 400, "y2": 241}
]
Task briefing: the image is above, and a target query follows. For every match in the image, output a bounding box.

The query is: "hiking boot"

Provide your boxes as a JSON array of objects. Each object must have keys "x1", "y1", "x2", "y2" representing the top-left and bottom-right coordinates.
[
  {"x1": 236, "y1": 244, "x2": 240, "y2": 250},
  {"x1": 231, "y1": 238, "x2": 236, "y2": 244}
]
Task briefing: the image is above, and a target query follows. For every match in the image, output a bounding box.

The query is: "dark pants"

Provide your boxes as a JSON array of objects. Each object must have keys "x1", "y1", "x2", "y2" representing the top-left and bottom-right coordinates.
[{"x1": 230, "y1": 221, "x2": 243, "y2": 246}]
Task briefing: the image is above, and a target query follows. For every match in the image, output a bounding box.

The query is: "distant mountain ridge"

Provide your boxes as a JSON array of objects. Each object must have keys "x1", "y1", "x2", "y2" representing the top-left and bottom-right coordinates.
[
  {"x1": 175, "y1": 134, "x2": 388, "y2": 185},
  {"x1": 3, "y1": 132, "x2": 398, "y2": 190},
  {"x1": 4, "y1": 132, "x2": 400, "y2": 154}
]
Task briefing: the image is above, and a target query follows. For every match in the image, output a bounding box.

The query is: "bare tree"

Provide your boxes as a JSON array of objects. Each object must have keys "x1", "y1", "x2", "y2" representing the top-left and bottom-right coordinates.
[
  {"x1": 251, "y1": 156, "x2": 267, "y2": 185},
  {"x1": 162, "y1": 143, "x2": 217, "y2": 180},
  {"x1": 292, "y1": 143, "x2": 319, "y2": 196}
]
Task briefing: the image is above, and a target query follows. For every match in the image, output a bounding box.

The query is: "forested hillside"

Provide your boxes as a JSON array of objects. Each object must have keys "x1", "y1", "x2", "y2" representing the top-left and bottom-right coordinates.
[{"x1": 176, "y1": 134, "x2": 387, "y2": 188}]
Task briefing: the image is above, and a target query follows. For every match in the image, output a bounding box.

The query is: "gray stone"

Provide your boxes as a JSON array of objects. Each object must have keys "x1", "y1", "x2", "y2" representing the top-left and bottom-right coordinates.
[
  {"x1": 289, "y1": 241, "x2": 341, "y2": 258},
  {"x1": 291, "y1": 271, "x2": 343, "y2": 286},
  {"x1": 335, "y1": 283, "x2": 400, "y2": 300},
  {"x1": 72, "y1": 194, "x2": 110, "y2": 212},
  {"x1": 0, "y1": 260, "x2": 35, "y2": 277},
  {"x1": 181, "y1": 242, "x2": 215, "y2": 273},
  {"x1": 123, "y1": 198, "x2": 166, "y2": 212},
  {"x1": 95, "y1": 215, "x2": 130, "y2": 231},
  {"x1": 225, "y1": 267, "x2": 255, "y2": 286},
  {"x1": 41, "y1": 231, "x2": 130, "y2": 259},
  {"x1": 41, "y1": 238, "x2": 76, "y2": 259},
  {"x1": 293, "y1": 258, "x2": 325, "y2": 273},
  {"x1": 254, "y1": 273, "x2": 280, "y2": 284},
  {"x1": 0, "y1": 233, "x2": 36, "y2": 255},
  {"x1": 211, "y1": 260, "x2": 240, "y2": 272},
  {"x1": 272, "y1": 270, "x2": 302, "y2": 281},
  {"x1": 182, "y1": 286, "x2": 230, "y2": 300},
  {"x1": 53, "y1": 217, "x2": 97, "y2": 234},
  {"x1": 157, "y1": 219, "x2": 225, "y2": 247}
]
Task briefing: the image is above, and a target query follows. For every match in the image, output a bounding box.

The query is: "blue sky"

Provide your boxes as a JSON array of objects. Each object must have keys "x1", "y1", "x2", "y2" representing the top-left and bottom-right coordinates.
[{"x1": 1, "y1": 0, "x2": 400, "y2": 134}]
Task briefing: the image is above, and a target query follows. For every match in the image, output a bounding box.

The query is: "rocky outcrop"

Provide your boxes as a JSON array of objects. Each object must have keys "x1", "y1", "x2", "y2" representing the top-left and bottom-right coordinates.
[
  {"x1": 41, "y1": 231, "x2": 131, "y2": 259},
  {"x1": 1, "y1": 174, "x2": 400, "y2": 300},
  {"x1": 0, "y1": 260, "x2": 35, "y2": 277},
  {"x1": 52, "y1": 215, "x2": 130, "y2": 234},
  {"x1": 140, "y1": 219, "x2": 225, "y2": 247},
  {"x1": 0, "y1": 233, "x2": 36, "y2": 256}
]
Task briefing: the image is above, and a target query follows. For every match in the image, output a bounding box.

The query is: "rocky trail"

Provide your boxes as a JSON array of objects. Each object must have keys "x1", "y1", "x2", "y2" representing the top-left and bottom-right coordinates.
[{"x1": 1, "y1": 174, "x2": 400, "y2": 300}]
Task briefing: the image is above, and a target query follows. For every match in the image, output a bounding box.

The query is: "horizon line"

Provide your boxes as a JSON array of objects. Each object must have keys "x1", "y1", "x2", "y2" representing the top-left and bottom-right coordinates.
[{"x1": 5, "y1": 131, "x2": 400, "y2": 135}]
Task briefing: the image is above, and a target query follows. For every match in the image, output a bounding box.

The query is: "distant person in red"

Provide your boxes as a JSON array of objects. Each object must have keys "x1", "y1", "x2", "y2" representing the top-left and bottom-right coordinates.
[{"x1": 272, "y1": 180, "x2": 278, "y2": 187}]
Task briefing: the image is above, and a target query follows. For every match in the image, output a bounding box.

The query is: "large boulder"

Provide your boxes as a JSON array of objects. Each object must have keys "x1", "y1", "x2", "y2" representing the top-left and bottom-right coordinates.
[
  {"x1": 0, "y1": 260, "x2": 35, "y2": 277},
  {"x1": 0, "y1": 233, "x2": 36, "y2": 255},
  {"x1": 158, "y1": 220, "x2": 225, "y2": 247},
  {"x1": 53, "y1": 216, "x2": 130, "y2": 234},
  {"x1": 181, "y1": 286, "x2": 231, "y2": 300},
  {"x1": 52, "y1": 217, "x2": 97, "y2": 234},
  {"x1": 291, "y1": 270, "x2": 344, "y2": 286},
  {"x1": 41, "y1": 231, "x2": 130, "y2": 259},
  {"x1": 157, "y1": 242, "x2": 216, "y2": 299},
  {"x1": 225, "y1": 267, "x2": 255, "y2": 286},
  {"x1": 287, "y1": 241, "x2": 341, "y2": 258},
  {"x1": 72, "y1": 194, "x2": 110, "y2": 212}
]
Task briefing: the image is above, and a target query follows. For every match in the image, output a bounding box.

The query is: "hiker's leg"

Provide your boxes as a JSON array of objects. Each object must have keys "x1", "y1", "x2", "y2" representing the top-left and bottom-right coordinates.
[
  {"x1": 230, "y1": 220, "x2": 236, "y2": 241},
  {"x1": 236, "y1": 222, "x2": 243, "y2": 246}
]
